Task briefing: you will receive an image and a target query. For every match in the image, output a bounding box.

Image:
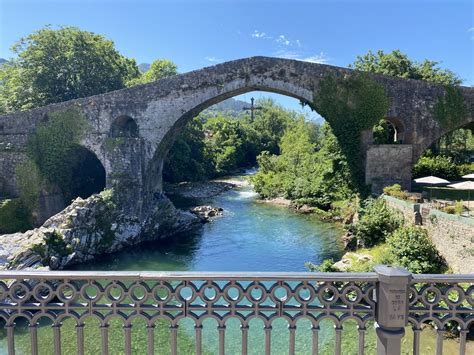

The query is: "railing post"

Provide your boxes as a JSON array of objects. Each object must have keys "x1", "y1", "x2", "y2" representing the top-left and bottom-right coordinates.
[{"x1": 374, "y1": 265, "x2": 412, "y2": 355}]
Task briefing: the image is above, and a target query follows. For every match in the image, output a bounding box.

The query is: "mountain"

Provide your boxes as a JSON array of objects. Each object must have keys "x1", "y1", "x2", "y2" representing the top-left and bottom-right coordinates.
[
  {"x1": 208, "y1": 98, "x2": 248, "y2": 112},
  {"x1": 138, "y1": 63, "x2": 150, "y2": 73},
  {"x1": 204, "y1": 98, "x2": 249, "y2": 117},
  {"x1": 0, "y1": 58, "x2": 7, "y2": 65}
]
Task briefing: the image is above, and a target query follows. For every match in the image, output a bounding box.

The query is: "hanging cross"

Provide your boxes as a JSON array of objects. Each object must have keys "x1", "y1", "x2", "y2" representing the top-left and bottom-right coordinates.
[{"x1": 243, "y1": 97, "x2": 262, "y2": 120}]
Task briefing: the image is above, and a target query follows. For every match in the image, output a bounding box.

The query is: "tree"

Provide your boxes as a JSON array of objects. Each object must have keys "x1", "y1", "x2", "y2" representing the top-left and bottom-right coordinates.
[
  {"x1": 0, "y1": 26, "x2": 140, "y2": 112},
  {"x1": 128, "y1": 59, "x2": 178, "y2": 86},
  {"x1": 387, "y1": 226, "x2": 444, "y2": 273},
  {"x1": 162, "y1": 117, "x2": 208, "y2": 182},
  {"x1": 252, "y1": 121, "x2": 353, "y2": 208},
  {"x1": 351, "y1": 49, "x2": 461, "y2": 85}
]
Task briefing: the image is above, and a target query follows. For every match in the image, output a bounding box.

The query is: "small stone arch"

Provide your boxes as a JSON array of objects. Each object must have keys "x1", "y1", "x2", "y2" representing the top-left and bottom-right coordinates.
[
  {"x1": 110, "y1": 115, "x2": 139, "y2": 138},
  {"x1": 373, "y1": 117, "x2": 405, "y2": 144}
]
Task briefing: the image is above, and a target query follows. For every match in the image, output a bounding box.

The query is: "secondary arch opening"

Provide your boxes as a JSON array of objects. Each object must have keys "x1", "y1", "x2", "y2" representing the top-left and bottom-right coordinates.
[{"x1": 110, "y1": 115, "x2": 139, "y2": 138}]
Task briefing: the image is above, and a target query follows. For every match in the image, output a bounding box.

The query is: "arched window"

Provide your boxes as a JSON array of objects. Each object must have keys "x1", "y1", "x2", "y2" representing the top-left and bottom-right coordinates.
[
  {"x1": 110, "y1": 116, "x2": 139, "y2": 138},
  {"x1": 373, "y1": 118, "x2": 404, "y2": 144}
]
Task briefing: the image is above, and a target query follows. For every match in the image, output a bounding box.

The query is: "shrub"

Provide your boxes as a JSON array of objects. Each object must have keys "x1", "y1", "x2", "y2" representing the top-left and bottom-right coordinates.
[
  {"x1": 305, "y1": 259, "x2": 337, "y2": 272},
  {"x1": 383, "y1": 184, "x2": 409, "y2": 199},
  {"x1": 413, "y1": 155, "x2": 459, "y2": 180},
  {"x1": 0, "y1": 199, "x2": 32, "y2": 234},
  {"x1": 387, "y1": 226, "x2": 444, "y2": 273},
  {"x1": 457, "y1": 163, "x2": 474, "y2": 177},
  {"x1": 353, "y1": 198, "x2": 403, "y2": 247},
  {"x1": 442, "y1": 202, "x2": 465, "y2": 215}
]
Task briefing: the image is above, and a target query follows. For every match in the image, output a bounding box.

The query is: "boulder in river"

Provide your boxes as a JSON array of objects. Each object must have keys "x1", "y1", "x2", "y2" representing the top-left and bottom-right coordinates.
[
  {"x1": 0, "y1": 189, "x2": 201, "y2": 271},
  {"x1": 190, "y1": 205, "x2": 224, "y2": 222}
]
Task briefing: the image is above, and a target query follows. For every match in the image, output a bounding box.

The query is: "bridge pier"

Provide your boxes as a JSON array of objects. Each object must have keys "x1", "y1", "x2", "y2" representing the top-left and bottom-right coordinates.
[
  {"x1": 103, "y1": 136, "x2": 145, "y2": 217},
  {"x1": 365, "y1": 144, "x2": 414, "y2": 194}
]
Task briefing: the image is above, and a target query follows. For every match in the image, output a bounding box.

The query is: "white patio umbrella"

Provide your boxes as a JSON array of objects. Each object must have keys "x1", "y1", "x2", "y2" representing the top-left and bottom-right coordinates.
[
  {"x1": 462, "y1": 173, "x2": 474, "y2": 179},
  {"x1": 414, "y1": 176, "x2": 450, "y2": 184},
  {"x1": 414, "y1": 176, "x2": 450, "y2": 201},
  {"x1": 447, "y1": 181, "x2": 474, "y2": 215}
]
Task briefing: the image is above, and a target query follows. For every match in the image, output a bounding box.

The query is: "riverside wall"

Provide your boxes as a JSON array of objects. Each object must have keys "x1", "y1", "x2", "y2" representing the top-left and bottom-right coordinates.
[{"x1": 383, "y1": 195, "x2": 474, "y2": 273}]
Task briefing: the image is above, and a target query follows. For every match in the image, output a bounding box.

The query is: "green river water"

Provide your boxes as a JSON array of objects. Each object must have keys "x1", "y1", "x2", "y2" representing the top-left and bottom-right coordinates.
[{"x1": 0, "y1": 177, "x2": 471, "y2": 354}]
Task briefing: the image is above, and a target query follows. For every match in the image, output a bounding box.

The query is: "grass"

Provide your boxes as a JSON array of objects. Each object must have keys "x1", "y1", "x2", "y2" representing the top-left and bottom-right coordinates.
[{"x1": 343, "y1": 243, "x2": 392, "y2": 272}]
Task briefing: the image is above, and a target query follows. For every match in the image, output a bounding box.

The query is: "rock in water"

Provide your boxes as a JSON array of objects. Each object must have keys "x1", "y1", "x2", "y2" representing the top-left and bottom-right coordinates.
[
  {"x1": 0, "y1": 189, "x2": 201, "y2": 270},
  {"x1": 190, "y1": 206, "x2": 224, "y2": 222}
]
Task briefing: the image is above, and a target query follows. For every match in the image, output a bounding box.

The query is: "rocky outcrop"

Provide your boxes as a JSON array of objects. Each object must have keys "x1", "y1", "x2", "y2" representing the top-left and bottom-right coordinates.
[
  {"x1": 190, "y1": 205, "x2": 224, "y2": 222},
  {"x1": 0, "y1": 189, "x2": 200, "y2": 270},
  {"x1": 333, "y1": 252, "x2": 373, "y2": 272}
]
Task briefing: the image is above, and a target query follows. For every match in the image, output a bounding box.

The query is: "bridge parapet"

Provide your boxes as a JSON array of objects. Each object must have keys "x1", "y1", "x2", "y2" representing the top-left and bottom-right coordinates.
[{"x1": 0, "y1": 268, "x2": 472, "y2": 354}]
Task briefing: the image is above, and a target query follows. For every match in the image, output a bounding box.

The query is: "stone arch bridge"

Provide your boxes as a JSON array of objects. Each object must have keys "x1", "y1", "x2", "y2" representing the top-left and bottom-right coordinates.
[{"x1": 1, "y1": 56, "x2": 473, "y2": 218}]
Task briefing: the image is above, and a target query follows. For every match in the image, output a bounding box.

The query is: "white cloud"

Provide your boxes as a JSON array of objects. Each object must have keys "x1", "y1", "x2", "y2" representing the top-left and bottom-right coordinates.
[
  {"x1": 302, "y1": 52, "x2": 330, "y2": 64},
  {"x1": 204, "y1": 56, "x2": 221, "y2": 63},
  {"x1": 277, "y1": 35, "x2": 291, "y2": 46},
  {"x1": 468, "y1": 27, "x2": 474, "y2": 32},
  {"x1": 251, "y1": 30, "x2": 269, "y2": 39},
  {"x1": 274, "y1": 50, "x2": 331, "y2": 64},
  {"x1": 273, "y1": 49, "x2": 301, "y2": 60},
  {"x1": 296, "y1": 39, "x2": 302, "y2": 48}
]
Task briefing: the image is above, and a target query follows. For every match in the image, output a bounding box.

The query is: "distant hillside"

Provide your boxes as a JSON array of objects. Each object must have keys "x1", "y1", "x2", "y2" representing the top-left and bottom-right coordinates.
[
  {"x1": 138, "y1": 63, "x2": 150, "y2": 73},
  {"x1": 0, "y1": 58, "x2": 7, "y2": 65},
  {"x1": 204, "y1": 98, "x2": 248, "y2": 117}
]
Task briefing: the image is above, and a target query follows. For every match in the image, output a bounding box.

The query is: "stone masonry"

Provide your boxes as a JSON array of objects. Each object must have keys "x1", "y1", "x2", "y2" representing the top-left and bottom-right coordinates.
[
  {"x1": 384, "y1": 195, "x2": 474, "y2": 273},
  {"x1": 1, "y1": 56, "x2": 473, "y2": 214}
]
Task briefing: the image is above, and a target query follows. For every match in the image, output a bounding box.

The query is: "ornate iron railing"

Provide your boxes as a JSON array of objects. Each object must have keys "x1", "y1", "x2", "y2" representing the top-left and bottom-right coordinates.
[{"x1": 0, "y1": 267, "x2": 472, "y2": 354}]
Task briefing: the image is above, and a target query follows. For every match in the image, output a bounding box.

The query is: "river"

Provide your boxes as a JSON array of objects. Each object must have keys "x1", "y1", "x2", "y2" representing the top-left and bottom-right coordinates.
[{"x1": 1, "y1": 177, "x2": 470, "y2": 354}]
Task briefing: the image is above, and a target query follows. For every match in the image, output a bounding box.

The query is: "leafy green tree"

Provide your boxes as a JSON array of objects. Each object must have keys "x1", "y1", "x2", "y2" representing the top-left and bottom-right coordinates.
[
  {"x1": 352, "y1": 198, "x2": 403, "y2": 247},
  {"x1": 387, "y1": 226, "x2": 444, "y2": 273},
  {"x1": 163, "y1": 117, "x2": 209, "y2": 182},
  {"x1": 252, "y1": 122, "x2": 353, "y2": 208},
  {"x1": 203, "y1": 115, "x2": 245, "y2": 174},
  {"x1": 351, "y1": 49, "x2": 461, "y2": 85},
  {"x1": 127, "y1": 59, "x2": 177, "y2": 86},
  {"x1": 412, "y1": 154, "x2": 459, "y2": 180},
  {"x1": 0, "y1": 26, "x2": 140, "y2": 112}
]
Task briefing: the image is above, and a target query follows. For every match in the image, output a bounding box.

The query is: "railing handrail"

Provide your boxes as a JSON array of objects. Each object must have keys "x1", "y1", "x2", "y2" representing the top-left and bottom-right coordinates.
[
  {"x1": 0, "y1": 270, "x2": 380, "y2": 281},
  {"x1": 412, "y1": 273, "x2": 474, "y2": 282},
  {"x1": 0, "y1": 266, "x2": 472, "y2": 355},
  {"x1": 2, "y1": 270, "x2": 473, "y2": 282}
]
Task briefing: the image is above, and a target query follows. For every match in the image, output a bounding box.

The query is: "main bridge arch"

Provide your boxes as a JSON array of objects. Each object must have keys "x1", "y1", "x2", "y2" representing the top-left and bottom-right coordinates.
[{"x1": 0, "y1": 56, "x2": 473, "y2": 213}]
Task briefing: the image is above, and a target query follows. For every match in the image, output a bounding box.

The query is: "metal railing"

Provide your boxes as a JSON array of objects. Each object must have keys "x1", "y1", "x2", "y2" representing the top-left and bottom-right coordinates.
[{"x1": 0, "y1": 266, "x2": 472, "y2": 354}]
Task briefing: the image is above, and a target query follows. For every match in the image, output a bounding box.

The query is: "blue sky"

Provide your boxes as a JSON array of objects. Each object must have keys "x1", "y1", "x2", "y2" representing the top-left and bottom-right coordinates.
[{"x1": 0, "y1": 0, "x2": 472, "y2": 116}]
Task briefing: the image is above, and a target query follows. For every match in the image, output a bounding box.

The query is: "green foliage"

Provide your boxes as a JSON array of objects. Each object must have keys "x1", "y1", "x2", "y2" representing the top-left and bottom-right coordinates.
[
  {"x1": 387, "y1": 226, "x2": 444, "y2": 273},
  {"x1": 127, "y1": 59, "x2": 177, "y2": 86},
  {"x1": 352, "y1": 198, "x2": 403, "y2": 247},
  {"x1": 312, "y1": 73, "x2": 389, "y2": 191},
  {"x1": 15, "y1": 108, "x2": 90, "y2": 211},
  {"x1": 0, "y1": 199, "x2": 32, "y2": 234},
  {"x1": 305, "y1": 259, "x2": 337, "y2": 272},
  {"x1": 44, "y1": 230, "x2": 73, "y2": 257},
  {"x1": 383, "y1": 184, "x2": 409, "y2": 200},
  {"x1": 0, "y1": 26, "x2": 140, "y2": 112},
  {"x1": 373, "y1": 119, "x2": 396, "y2": 144},
  {"x1": 433, "y1": 128, "x2": 474, "y2": 164},
  {"x1": 15, "y1": 158, "x2": 43, "y2": 211},
  {"x1": 163, "y1": 117, "x2": 208, "y2": 182},
  {"x1": 442, "y1": 202, "x2": 465, "y2": 215},
  {"x1": 252, "y1": 122, "x2": 353, "y2": 208},
  {"x1": 163, "y1": 99, "x2": 296, "y2": 182},
  {"x1": 350, "y1": 49, "x2": 461, "y2": 85},
  {"x1": 413, "y1": 154, "x2": 459, "y2": 180},
  {"x1": 434, "y1": 86, "x2": 466, "y2": 129}
]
